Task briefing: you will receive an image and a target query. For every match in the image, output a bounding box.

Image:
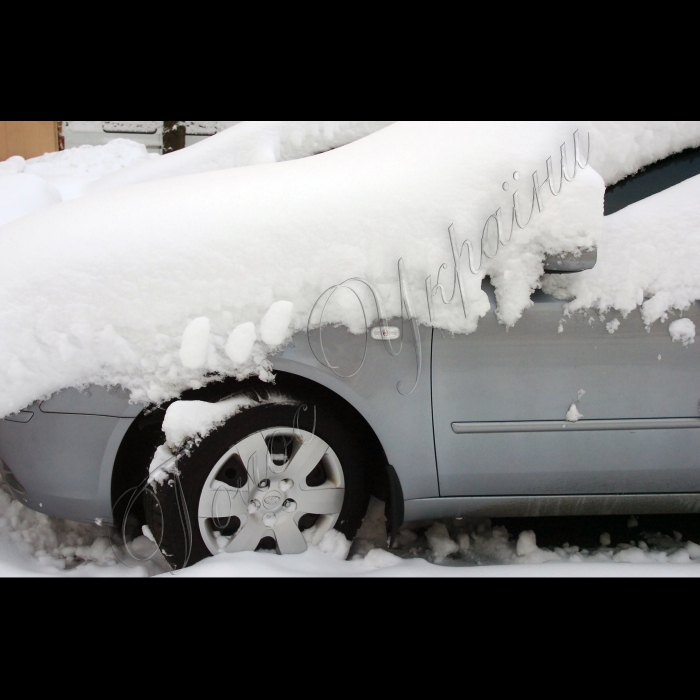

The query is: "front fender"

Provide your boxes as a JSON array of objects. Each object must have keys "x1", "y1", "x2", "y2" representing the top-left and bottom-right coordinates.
[{"x1": 272, "y1": 325, "x2": 437, "y2": 501}]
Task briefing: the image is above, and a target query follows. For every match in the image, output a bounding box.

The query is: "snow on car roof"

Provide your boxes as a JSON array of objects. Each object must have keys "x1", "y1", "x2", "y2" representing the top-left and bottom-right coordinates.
[{"x1": 0, "y1": 120, "x2": 699, "y2": 418}]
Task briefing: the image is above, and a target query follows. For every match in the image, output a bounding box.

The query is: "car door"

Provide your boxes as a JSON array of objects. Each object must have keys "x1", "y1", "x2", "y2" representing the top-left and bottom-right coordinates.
[
  {"x1": 432, "y1": 148, "x2": 700, "y2": 499},
  {"x1": 432, "y1": 282, "x2": 700, "y2": 497}
]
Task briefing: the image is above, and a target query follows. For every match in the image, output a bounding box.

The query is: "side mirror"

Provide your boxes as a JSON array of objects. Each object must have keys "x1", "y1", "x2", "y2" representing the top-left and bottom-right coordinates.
[{"x1": 544, "y1": 248, "x2": 597, "y2": 274}]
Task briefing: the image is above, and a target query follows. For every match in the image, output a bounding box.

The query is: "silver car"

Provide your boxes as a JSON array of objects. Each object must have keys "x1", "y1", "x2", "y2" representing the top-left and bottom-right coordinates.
[{"x1": 1, "y1": 144, "x2": 700, "y2": 570}]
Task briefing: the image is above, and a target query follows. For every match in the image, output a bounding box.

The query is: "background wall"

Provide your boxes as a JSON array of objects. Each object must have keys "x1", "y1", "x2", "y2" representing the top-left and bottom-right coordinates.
[
  {"x1": 1, "y1": 123, "x2": 241, "y2": 159},
  {"x1": 0, "y1": 122, "x2": 59, "y2": 160}
]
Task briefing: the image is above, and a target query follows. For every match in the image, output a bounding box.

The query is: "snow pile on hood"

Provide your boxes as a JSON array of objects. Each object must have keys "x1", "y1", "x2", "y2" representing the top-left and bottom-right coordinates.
[
  {"x1": 0, "y1": 121, "x2": 604, "y2": 416},
  {"x1": 544, "y1": 174, "x2": 700, "y2": 325},
  {"x1": 87, "y1": 121, "x2": 396, "y2": 194}
]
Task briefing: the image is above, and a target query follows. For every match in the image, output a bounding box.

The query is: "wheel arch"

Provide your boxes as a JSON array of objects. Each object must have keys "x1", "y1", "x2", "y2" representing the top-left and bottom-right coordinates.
[{"x1": 111, "y1": 370, "x2": 399, "y2": 528}]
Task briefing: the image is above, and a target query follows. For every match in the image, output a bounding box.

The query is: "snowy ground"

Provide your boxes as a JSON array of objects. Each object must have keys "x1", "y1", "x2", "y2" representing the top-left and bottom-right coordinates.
[{"x1": 2, "y1": 484, "x2": 699, "y2": 577}]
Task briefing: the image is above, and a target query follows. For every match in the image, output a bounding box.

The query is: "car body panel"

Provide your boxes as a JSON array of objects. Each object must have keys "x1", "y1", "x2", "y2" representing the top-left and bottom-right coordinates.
[
  {"x1": 3, "y1": 287, "x2": 699, "y2": 523},
  {"x1": 0, "y1": 322, "x2": 437, "y2": 521},
  {"x1": 273, "y1": 322, "x2": 437, "y2": 501},
  {"x1": 40, "y1": 385, "x2": 142, "y2": 418},
  {"x1": 404, "y1": 493, "x2": 700, "y2": 521},
  {"x1": 432, "y1": 283, "x2": 700, "y2": 496},
  {"x1": 0, "y1": 404, "x2": 132, "y2": 522}
]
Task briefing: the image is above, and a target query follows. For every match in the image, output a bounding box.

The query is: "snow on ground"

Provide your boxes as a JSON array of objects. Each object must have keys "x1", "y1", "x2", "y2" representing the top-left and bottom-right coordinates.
[
  {"x1": 0, "y1": 480, "x2": 163, "y2": 577},
  {"x1": 2, "y1": 485, "x2": 699, "y2": 577}
]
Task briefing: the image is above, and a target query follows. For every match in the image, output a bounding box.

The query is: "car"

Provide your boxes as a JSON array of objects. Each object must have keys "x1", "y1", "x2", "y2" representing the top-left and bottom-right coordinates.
[{"x1": 1, "y1": 122, "x2": 700, "y2": 570}]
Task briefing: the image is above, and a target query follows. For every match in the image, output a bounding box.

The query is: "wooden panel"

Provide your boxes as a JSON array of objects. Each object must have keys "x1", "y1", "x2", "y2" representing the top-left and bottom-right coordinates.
[{"x1": 0, "y1": 121, "x2": 59, "y2": 160}]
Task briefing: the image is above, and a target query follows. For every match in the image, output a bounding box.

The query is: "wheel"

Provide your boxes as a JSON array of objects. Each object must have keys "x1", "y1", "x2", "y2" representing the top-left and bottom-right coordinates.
[{"x1": 145, "y1": 399, "x2": 369, "y2": 570}]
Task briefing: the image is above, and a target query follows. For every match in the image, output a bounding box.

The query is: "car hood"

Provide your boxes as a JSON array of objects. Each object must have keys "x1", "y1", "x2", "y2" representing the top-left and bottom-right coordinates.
[{"x1": 0, "y1": 121, "x2": 604, "y2": 417}]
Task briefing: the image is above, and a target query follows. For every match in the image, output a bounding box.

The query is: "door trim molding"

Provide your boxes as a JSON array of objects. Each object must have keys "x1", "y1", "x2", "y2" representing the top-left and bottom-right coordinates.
[{"x1": 451, "y1": 417, "x2": 700, "y2": 434}]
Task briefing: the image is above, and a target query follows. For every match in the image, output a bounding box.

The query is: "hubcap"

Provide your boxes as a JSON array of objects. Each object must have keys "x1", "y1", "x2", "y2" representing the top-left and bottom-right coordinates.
[{"x1": 198, "y1": 427, "x2": 345, "y2": 556}]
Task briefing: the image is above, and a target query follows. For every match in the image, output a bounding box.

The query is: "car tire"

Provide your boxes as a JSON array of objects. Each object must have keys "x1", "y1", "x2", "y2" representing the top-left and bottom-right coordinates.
[{"x1": 145, "y1": 398, "x2": 369, "y2": 570}]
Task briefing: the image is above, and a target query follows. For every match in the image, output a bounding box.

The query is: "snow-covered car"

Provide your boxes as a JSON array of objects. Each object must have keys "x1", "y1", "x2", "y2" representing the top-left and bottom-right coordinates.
[{"x1": 1, "y1": 121, "x2": 699, "y2": 571}]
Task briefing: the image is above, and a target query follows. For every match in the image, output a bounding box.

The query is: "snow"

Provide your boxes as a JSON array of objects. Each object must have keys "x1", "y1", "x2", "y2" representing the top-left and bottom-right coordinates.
[
  {"x1": 175, "y1": 503, "x2": 700, "y2": 576},
  {"x1": 0, "y1": 173, "x2": 61, "y2": 227},
  {"x1": 225, "y1": 322, "x2": 257, "y2": 364},
  {"x1": 566, "y1": 404, "x2": 583, "y2": 422},
  {"x1": 669, "y1": 318, "x2": 695, "y2": 346},
  {"x1": 148, "y1": 444, "x2": 177, "y2": 485},
  {"x1": 161, "y1": 395, "x2": 257, "y2": 450},
  {"x1": 587, "y1": 121, "x2": 700, "y2": 185},
  {"x1": 425, "y1": 522, "x2": 459, "y2": 563},
  {"x1": 0, "y1": 484, "x2": 163, "y2": 577},
  {"x1": 0, "y1": 140, "x2": 150, "y2": 223},
  {"x1": 260, "y1": 301, "x2": 294, "y2": 346},
  {"x1": 516, "y1": 530, "x2": 538, "y2": 556},
  {"x1": 606, "y1": 318, "x2": 620, "y2": 334},
  {"x1": 86, "y1": 121, "x2": 395, "y2": 194},
  {"x1": 0, "y1": 121, "x2": 606, "y2": 418},
  {"x1": 179, "y1": 317, "x2": 211, "y2": 369},
  {"x1": 23, "y1": 138, "x2": 150, "y2": 181},
  {"x1": 0, "y1": 156, "x2": 25, "y2": 174},
  {"x1": 3, "y1": 481, "x2": 700, "y2": 577},
  {"x1": 544, "y1": 175, "x2": 700, "y2": 327},
  {"x1": 2, "y1": 120, "x2": 699, "y2": 419},
  {"x1": 361, "y1": 548, "x2": 403, "y2": 569}
]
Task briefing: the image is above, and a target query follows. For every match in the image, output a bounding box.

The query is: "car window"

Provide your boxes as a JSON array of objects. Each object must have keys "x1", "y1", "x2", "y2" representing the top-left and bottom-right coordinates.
[{"x1": 604, "y1": 145, "x2": 700, "y2": 215}]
